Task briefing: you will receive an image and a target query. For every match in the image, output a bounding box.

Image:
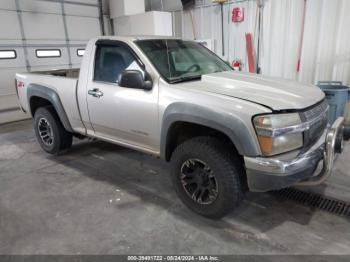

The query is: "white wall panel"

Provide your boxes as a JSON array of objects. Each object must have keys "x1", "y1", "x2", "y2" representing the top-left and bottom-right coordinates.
[
  {"x1": 0, "y1": 69, "x2": 24, "y2": 97},
  {"x1": 114, "y1": 11, "x2": 172, "y2": 36},
  {"x1": 226, "y1": 1, "x2": 248, "y2": 64},
  {"x1": 299, "y1": 0, "x2": 322, "y2": 84},
  {"x1": 147, "y1": 0, "x2": 182, "y2": 12},
  {"x1": 73, "y1": 0, "x2": 99, "y2": 4},
  {"x1": 64, "y1": 3, "x2": 99, "y2": 17},
  {"x1": 0, "y1": 94, "x2": 23, "y2": 110},
  {"x1": 22, "y1": 13, "x2": 66, "y2": 40},
  {"x1": 0, "y1": 0, "x2": 17, "y2": 10},
  {"x1": 314, "y1": 0, "x2": 341, "y2": 82},
  {"x1": 110, "y1": 0, "x2": 145, "y2": 18},
  {"x1": 175, "y1": 0, "x2": 350, "y2": 86},
  {"x1": 0, "y1": 11, "x2": 22, "y2": 39},
  {"x1": 26, "y1": 47, "x2": 69, "y2": 67},
  {"x1": 18, "y1": 0, "x2": 61, "y2": 14},
  {"x1": 0, "y1": 47, "x2": 26, "y2": 69},
  {"x1": 332, "y1": 0, "x2": 350, "y2": 85},
  {"x1": 69, "y1": 41, "x2": 87, "y2": 65},
  {"x1": 66, "y1": 16, "x2": 101, "y2": 40},
  {"x1": 70, "y1": 47, "x2": 84, "y2": 65},
  {"x1": 0, "y1": 90, "x2": 28, "y2": 124}
]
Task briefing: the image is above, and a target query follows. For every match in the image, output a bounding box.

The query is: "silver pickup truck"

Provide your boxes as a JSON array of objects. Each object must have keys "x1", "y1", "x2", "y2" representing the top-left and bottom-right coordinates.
[{"x1": 16, "y1": 36, "x2": 345, "y2": 218}]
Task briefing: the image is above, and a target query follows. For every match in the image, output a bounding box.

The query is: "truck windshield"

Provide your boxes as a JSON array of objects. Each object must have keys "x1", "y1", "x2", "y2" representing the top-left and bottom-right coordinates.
[{"x1": 135, "y1": 39, "x2": 232, "y2": 83}]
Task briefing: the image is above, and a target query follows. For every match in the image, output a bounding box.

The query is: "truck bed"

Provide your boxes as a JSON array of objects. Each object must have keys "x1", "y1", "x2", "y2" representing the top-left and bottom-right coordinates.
[{"x1": 15, "y1": 68, "x2": 86, "y2": 135}]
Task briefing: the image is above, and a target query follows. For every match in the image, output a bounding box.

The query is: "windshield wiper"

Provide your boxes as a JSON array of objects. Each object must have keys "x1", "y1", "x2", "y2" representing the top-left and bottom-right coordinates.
[{"x1": 169, "y1": 75, "x2": 202, "y2": 84}]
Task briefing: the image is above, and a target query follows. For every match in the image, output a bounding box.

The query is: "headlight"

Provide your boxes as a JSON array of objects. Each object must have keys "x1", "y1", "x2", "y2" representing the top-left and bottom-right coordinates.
[{"x1": 253, "y1": 113, "x2": 303, "y2": 156}]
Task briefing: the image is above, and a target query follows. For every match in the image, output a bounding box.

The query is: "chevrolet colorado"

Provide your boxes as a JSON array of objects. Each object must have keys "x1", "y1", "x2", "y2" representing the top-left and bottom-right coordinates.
[{"x1": 15, "y1": 36, "x2": 345, "y2": 218}]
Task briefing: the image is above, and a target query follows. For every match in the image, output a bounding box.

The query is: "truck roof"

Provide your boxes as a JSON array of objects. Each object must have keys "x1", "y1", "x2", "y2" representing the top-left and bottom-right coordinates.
[{"x1": 94, "y1": 35, "x2": 183, "y2": 42}]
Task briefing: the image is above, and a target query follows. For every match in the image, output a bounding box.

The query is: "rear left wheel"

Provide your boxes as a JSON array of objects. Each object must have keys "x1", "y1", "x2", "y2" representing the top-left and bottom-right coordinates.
[{"x1": 34, "y1": 106, "x2": 72, "y2": 155}]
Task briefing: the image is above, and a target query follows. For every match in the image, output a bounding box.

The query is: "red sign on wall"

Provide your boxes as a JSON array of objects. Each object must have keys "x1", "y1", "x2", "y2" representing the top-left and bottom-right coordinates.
[{"x1": 232, "y1": 7, "x2": 244, "y2": 23}]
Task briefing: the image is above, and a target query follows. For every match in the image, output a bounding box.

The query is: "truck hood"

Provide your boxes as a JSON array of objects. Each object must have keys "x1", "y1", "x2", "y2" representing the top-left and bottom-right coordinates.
[{"x1": 179, "y1": 71, "x2": 325, "y2": 111}]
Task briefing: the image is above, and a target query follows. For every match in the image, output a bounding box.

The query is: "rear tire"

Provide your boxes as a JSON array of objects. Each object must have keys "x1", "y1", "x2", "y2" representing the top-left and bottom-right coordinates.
[
  {"x1": 34, "y1": 106, "x2": 72, "y2": 155},
  {"x1": 170, "y1": 137, "x2": 244, "y2": 219}
]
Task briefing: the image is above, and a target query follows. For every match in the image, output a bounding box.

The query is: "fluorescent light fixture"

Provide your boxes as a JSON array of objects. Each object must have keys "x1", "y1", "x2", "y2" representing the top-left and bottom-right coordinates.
[
  {"x1": 77, "y1": 49, "x2": 85, "y2": 56},
  {"x1": 0, "y1": 50, "x2": 16, "y2": 59},
  {"x1": 36, "y1": 49, "x2": 61, "y2": 58}
]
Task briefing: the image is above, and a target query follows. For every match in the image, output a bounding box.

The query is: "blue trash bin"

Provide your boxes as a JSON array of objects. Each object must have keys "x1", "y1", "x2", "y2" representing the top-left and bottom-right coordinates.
[{"x1": 317, "y1": 81, "x2": 349, "y2": 124}]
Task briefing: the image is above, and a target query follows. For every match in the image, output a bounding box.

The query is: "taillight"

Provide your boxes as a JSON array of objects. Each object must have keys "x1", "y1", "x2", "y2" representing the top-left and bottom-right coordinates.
[
  {"x1": 16, "y1": 80, "x2": 24, "y2": 89},
  {"x1": 15, "y1": 79, "x2": 24, "y2": 98}
]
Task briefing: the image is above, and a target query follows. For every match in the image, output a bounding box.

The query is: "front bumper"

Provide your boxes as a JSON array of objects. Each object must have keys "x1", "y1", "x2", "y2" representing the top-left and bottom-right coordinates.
[{"x1": 244, "y1": 117, "x2": 345, "y2": 192}]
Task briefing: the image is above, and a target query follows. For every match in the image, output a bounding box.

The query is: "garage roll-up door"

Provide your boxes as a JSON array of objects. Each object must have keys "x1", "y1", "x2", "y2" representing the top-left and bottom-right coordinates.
[{"x1": 0, "y1": 0, "x2": 102, "y2": 124}]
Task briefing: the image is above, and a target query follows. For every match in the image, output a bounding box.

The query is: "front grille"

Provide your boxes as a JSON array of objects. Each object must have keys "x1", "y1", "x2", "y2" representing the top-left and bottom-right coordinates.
[
  {"x1": 303, "y1": 99, "x2": 329, "y2": 121},
  {"x1": 300, "y1": 99, "x2": 328, "y2": 150}
]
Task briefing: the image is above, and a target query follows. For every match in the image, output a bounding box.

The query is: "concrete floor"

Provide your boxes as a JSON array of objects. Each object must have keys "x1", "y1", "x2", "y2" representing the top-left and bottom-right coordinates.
[{"x1": 0, "y1": 120, "x2": 350, "y2": 255}]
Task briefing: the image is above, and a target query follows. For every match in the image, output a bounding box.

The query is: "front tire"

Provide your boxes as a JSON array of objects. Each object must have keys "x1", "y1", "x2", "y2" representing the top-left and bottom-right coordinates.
[
  {"x1": 170, "y1": 137, "x2": 244, "y2": 219},
  {"x1": 34, "y1": 106, "x2": 72, "y2": 155}
]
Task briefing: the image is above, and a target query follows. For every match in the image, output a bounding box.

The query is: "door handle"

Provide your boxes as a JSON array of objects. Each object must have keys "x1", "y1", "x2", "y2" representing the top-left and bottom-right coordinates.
[{"x1": 88, "y1": 88, "x2": 104, "y2": 98}]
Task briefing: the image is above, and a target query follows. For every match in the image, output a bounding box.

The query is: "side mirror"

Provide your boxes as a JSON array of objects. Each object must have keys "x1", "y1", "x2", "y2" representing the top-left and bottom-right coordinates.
[{"x1": 118, "y1": 70, "x2": 153, "y2": 90}]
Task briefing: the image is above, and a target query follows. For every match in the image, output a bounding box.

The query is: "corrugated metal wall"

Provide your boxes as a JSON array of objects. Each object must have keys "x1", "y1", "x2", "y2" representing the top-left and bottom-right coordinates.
[
  {"x1": 172, "y1": 0, "x2": 350, "y2": 86},
  {"x1": 0, "y1": 0, "x2": 103, "y2": 124}
]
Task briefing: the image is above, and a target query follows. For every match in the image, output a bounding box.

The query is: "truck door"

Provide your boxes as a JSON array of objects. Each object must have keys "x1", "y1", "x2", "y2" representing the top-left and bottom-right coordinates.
[{"x1": 86, "y1": 41, "x2": 159, "y2": 153}]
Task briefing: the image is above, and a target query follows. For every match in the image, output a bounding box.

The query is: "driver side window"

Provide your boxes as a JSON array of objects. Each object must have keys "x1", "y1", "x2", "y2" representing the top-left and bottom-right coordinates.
[{"x1": 94, "y1": 44, "x2": 142, "y2": 84}]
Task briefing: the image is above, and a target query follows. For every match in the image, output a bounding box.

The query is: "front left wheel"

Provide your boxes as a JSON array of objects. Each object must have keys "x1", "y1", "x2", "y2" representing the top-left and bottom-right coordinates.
[{"x1": 34, "y1": 106, "x2": 72, "y2": 155}]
